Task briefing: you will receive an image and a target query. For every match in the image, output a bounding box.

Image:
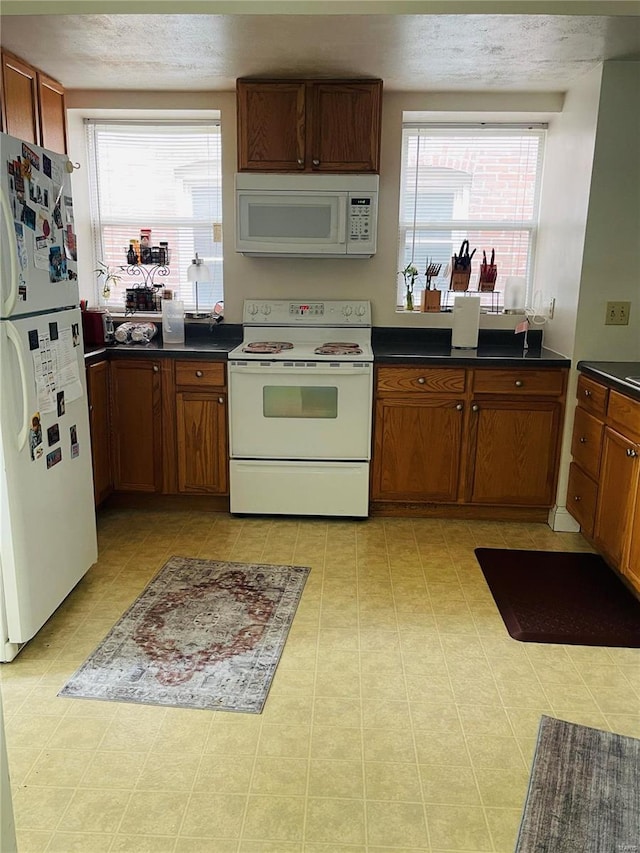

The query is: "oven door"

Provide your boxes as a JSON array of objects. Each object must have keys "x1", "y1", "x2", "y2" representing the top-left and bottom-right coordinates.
[{"x1": 229, "y1": 362, "x2": 372, "y2": 460}]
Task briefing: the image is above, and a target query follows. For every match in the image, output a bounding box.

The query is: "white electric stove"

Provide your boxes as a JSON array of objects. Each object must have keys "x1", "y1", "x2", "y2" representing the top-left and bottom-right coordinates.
[{"x1": 228, "y1": 300, "x2": 373, "y2": 517}]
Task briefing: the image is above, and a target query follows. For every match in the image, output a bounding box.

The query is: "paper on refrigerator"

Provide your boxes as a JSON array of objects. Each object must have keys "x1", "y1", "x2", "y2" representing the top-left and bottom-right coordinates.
[{"x1": 31, "y1": 328, "x2": 82, "y2": 413}]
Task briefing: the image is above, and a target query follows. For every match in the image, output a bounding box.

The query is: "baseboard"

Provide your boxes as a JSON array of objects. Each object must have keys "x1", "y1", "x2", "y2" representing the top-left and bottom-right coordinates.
[{"x1": 547, "y1": 505, "x2": 581, "y2": 532}]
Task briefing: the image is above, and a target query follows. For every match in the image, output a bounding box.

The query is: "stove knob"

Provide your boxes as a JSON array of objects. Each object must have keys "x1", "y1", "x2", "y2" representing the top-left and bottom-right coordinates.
[
  {"x1": 247, "y1": 303, "x2": 258, "y2": 316},
  {"x1": 261, "y1": 304, "x2": 271, "y2": 316},
  {"x1": 355, "y1": 305, "x2": 366, "y2": 316},
  {"x1": 342, "y1": 305, "x2": 353, "y2": 316}
]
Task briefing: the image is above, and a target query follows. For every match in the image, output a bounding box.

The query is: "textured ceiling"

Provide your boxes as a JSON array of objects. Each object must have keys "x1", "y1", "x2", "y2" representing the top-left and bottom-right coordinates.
[{"x1": 1, "y1": 13, "x2": 639, "y2": 92}]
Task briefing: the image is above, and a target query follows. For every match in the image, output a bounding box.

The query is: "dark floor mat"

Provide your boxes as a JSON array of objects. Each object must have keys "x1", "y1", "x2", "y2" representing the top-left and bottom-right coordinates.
[{"x1": 474, "y1": 548, "x2": 640, "y2": 647}]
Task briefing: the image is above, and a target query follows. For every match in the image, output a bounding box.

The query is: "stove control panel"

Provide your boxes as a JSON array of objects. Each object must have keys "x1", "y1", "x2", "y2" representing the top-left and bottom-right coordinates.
[{"x1": 243, "y1": 300, "x2": 371, "y2": 326}]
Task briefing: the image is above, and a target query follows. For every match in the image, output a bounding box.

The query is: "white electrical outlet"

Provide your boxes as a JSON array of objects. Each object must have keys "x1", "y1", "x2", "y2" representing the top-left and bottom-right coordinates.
[
  {"x1": 548, "y1": 297, "x2": 555, "y2": 319},
  {"x1": 605, "y1": 301, "x2": 631, "y2": 325}
]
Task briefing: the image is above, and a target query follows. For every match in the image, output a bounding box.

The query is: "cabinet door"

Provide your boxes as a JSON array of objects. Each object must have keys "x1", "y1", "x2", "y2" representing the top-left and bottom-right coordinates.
[
  {"x1": 593, "y1": 427, "x2": 639, "y2": 570},
  {"x1": 1, "y1": 52, "x2": 39, "y2": 144},
  {"x1": 467, "y1": 400, "x2": 562, "y2": 506},
  {"x1": 37, "y1": 72, "x2": 67, "y2": 154},
  {"x1": 110, "y1": 359, "x2": 163, "y2": 492},
  {"x1": 237, "y1": 80, "x2": 306, "y2": 171},
  {"x1": 86, "y1": 361, "x2": 113, "y2": 506},
  {"x1": 308, "y1": 80, "x2": 382, "y2": 172},
  {"x1": 176, "y1": 392, "x2": 228, "y2": 495},
  {"x1": 372, "y1": 398, "x2": 464, "y2": 502},
  {"x1": 623, "y1": 471, "x2": 640, "y2": 593}
]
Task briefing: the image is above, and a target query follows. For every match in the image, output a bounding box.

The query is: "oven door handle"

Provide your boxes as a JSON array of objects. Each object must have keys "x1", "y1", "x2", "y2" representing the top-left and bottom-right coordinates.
[{"x1": 229, "y1": 364, "x2": 371, "y2": 377}]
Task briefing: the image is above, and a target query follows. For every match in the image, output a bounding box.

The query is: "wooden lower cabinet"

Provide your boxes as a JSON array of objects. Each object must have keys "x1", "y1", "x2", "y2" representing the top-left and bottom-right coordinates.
[
  {"x1": 466, "y1": 399, "x2": 563, "y2": 506},
  {"x1": 86, "y1": 360, "x2": 112, "y2": 506},
  {"x1": 371, "y1": 364, "x2": 566, "y2": 515},
  {"x1": 624, "y1": 479, "x2": 640, "y2": 590},
  {"x1": 593, "y1": 426, "x2": 639, "y2": 570},
  {"x1": 372, "y1": 397, "x2": 464, "y2": 501},
  {"x1": 110, "y1": 359, "x2": 163, "y2": 492},
  {"x1": 176, "y1": 391, "x2": 228, "y2": 494}
]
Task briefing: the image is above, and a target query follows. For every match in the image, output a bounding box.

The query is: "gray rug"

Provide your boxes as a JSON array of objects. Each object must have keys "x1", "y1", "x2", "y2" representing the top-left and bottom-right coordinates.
[
  {"x1": 516, "y1": 715, "x2": 640, "y2": 852},
  {"x1": 59, "y1": 557, "x2": 310, "y2": 713}
]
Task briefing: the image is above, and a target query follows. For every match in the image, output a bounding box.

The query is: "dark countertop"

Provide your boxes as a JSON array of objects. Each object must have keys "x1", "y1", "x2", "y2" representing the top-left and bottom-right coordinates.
[
  {"x1": 372, "y1": 328, "x2": 570, "y2": 367},
  {"x1": 577, "y1": 361, "x2": 640, "y2": 402},
  {"x1": 84, "y1": 324, "x2": 571, "y2": 368}
]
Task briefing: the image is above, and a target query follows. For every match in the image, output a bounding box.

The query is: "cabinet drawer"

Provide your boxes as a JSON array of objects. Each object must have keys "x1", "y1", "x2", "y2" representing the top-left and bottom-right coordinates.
[
  {"x1": 576, "y1": 374, "x2": 608, "y2": 418},
  {"x1": 175, "y1": 361, "x2": 225, "y2": 388},
  {"x1": 570, "y1": 407, "x2": 604, "y2": 480},
  {"x1": 567, "y1": 462, "x2": 598, "y2": 538},
  {"x1": 376, "y1": 367, "x2": 465, "y2": 395},
  {"x1": 472, "y1": 368, "x2": 565, "y2": 396},
  {"x1": 608, "y1": 390, "x2": 640, "y2": 442}
]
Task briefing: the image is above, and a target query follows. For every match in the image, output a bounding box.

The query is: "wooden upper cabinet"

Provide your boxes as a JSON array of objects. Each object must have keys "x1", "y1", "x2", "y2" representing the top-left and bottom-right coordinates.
[
  {"x1": 37, "y1": 71, "x2": 67, "y2": 154},
  {"x1": 237, "y1": 80, "x2": 306, "y2": 171},
  {"x1": 237, "y1": 78, "x2": 382, "y2": 173},
  {"x1": 1, "y1": 52, "x2": 39, "y2": 144},
  {"x1": 1, "y1": 51, "x2": 67, "y2": 154}
]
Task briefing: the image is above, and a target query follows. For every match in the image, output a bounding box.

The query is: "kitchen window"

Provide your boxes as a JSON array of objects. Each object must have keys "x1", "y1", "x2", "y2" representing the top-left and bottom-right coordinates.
[
  {"x1": 85, "y1": 120, "x2": 223, "y2": 313},
  {"x1": 398, "y1": 124, "x2": 546, "y2": 311}
]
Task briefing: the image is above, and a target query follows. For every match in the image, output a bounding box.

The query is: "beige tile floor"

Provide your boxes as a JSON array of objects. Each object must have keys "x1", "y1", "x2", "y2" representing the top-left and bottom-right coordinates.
[{"x1": 2, "y1": 510, "x2": 639, "y2": 853}]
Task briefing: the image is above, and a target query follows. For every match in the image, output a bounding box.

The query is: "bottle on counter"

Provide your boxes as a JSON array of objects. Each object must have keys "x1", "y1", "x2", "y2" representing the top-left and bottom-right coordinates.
[{"x1": 127, "y1": 244, "x2": 137, "y2": 265}]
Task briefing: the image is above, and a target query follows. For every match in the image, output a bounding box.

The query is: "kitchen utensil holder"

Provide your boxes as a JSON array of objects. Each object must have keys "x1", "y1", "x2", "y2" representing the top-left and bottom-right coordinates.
[{"x1": 421, "y1": 289, "x2": 441, "y2": 312}]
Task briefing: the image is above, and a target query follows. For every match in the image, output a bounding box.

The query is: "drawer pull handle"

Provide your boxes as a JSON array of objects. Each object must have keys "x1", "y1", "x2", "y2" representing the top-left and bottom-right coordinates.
[
  {"x1": 417, "y1": 377, "x2": 425, "y2": 384},
  {"x1": 456, "y1": 403, "x2": 463, "y2": 411},
  {"x1": 472, "y1": 404, "x2": 479, "y2": 412},
  {"x1": 584, "y1": 389, "x2": 592, "y2": 397},
  {"x1": 627, "y1": 448, "x2": 638, "y2": 458},
  {"x1": 218, "y1": 396, "x2": 224, "y2": 404},
  {"x1": 196, "y1": 370, "x2": 203, "y2": 378},
  {"x1": 579, "y1": 437, "x2": 587, "y2": 444},
  {"x1": 297, "y1": 158, "x2": 304, "y2": 166},
  {"x1": 312, "y1": 159, "x2": 320, "y2": 166},
  {"x1": 152, "y1": 365, "x2": 159, "y2": 373},
  {"x1": 573, "y1": 495, "x2": 582, "y2": 502},
  {"x1": 515, "y1": 379, "x2": 523, "y2": 387}
]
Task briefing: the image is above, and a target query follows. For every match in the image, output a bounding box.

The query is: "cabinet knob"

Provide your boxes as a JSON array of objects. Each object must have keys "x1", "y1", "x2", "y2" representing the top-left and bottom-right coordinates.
[
  {"x1": 472, "y1": 404, "x2": 479, "y2": 412},
  {"x1": 627, "y1": 448, "x2": 638, "y2": 458},
  {"x1": 417, "y1": 377, "x2": 425, "y2": 384},
  {"x1": 456, "y1": 403, "x2": 463, "y2": 411},
  {"x1": 573, "y1": 495, "x2": 582, "y2": 502},
  {"x1": 312, "y1": 159, "x2": 320, "y2": 166},
  {"x1": 88, "y1": 405, "x2": 94, "y2": 413},
  {"x1": 579, "y1": 436, "x2": 587, "y2": 443},
  {"x1": 152, "y1": 365, "x2": 159, "y2": 373},
  {"x1": 297, "y1": 158, "x2": 304, "y2": 166},
  {"x1": 196, "y1": 370, "x2": 203, "y2": 378},
  {"x1": 584, "y1": 389, "x2": 592, "y2": 397},
  {"x1": 218, "y1": 396, "x2": 224, "y2": 404},
  {"x1": 515, "y1": 379, "x2": 524, "y2": 387}
]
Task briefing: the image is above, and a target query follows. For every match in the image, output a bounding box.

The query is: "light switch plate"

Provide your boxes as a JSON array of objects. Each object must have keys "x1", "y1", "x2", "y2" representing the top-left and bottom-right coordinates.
[{"x1": 605, "y1": 301, "x2": 631, "y2": 325}]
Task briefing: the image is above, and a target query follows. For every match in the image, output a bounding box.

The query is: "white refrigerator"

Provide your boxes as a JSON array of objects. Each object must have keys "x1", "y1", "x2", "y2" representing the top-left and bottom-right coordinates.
[{"x1": 0, "y1": 132, "x2": 97, "y2": 663}]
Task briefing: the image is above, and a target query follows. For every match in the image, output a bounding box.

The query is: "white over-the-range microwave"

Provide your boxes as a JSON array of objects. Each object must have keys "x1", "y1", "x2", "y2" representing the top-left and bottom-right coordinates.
[{"x1": 235, "y1": 173, "x2": 379, "y2": 258}]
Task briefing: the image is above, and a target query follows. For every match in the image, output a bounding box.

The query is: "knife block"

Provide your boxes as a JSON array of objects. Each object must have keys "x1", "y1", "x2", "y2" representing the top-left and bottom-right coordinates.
[{"x1": 450, "y1": 259, "x2": 471, "y2": 292}]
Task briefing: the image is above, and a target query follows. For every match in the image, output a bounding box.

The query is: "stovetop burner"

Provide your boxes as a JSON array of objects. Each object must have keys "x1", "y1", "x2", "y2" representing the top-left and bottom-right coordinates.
[
  {"x1": 242, "y1": 341, "x2": 294, "y2": 354},
  {"x1": 314, "y1": 342, "x2": 363, "y2": 355}
]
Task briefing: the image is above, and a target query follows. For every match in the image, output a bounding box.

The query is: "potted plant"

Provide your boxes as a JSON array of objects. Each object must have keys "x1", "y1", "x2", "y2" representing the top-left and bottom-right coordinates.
[
  {"x1": 399, "y1": 263, "x2": 418, "y2": 311},
  {"x1": 94, "y1": 261, "x2": 122, "y2": 300}
]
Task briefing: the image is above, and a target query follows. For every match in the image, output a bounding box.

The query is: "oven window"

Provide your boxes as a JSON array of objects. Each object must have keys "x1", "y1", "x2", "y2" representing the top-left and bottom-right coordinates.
[{"x1": 263, "y1": 386, "x2": 338, "y2": 418}]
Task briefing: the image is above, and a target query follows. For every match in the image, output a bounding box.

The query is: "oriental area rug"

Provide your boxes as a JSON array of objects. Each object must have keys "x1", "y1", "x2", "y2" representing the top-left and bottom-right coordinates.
[
  {"x1": 515, "y1": 716, "x2": 640, "y2": 852},
  {"x1": 59, "y1": 557, "x2": 310, "y2": 713},
  {"x1": 474, "y1": 548, "x2": 640, "y2": 647}
]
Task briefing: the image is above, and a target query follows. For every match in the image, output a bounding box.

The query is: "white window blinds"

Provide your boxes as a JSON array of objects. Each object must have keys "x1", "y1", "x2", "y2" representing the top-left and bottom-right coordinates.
[
  {"x1": 86, "y1": 120, "x2": 222, "y2": 313},
  {"x1": 398, "y1": 125, "x2": 546, "y2": 309}
]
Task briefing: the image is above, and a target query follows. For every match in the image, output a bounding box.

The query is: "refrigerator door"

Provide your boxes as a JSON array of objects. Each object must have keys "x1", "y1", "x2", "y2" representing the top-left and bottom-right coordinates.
[
  {"x1": 0, "y1": 307, "x2": 97, "y2": 658},
  {"x1": 0, "y1": 132, "x2": 79, "y2": 319}
]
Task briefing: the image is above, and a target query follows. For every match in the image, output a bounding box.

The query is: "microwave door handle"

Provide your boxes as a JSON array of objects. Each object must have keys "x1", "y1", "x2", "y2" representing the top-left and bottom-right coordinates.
[{"x1": 337, "y1": 197, "x2": 347, "y2": 244}]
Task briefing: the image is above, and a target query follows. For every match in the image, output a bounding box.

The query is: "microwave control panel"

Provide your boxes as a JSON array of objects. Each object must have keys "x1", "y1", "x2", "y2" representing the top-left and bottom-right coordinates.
[{"x1": 348, "y1": 196, "x2": 374, "y2": 244}]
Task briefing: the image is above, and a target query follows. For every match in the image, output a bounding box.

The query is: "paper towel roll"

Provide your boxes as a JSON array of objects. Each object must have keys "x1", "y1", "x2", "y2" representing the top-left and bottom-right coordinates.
[{"x1": 451, "y1": 296, "x2": 481, "y2": 349}]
